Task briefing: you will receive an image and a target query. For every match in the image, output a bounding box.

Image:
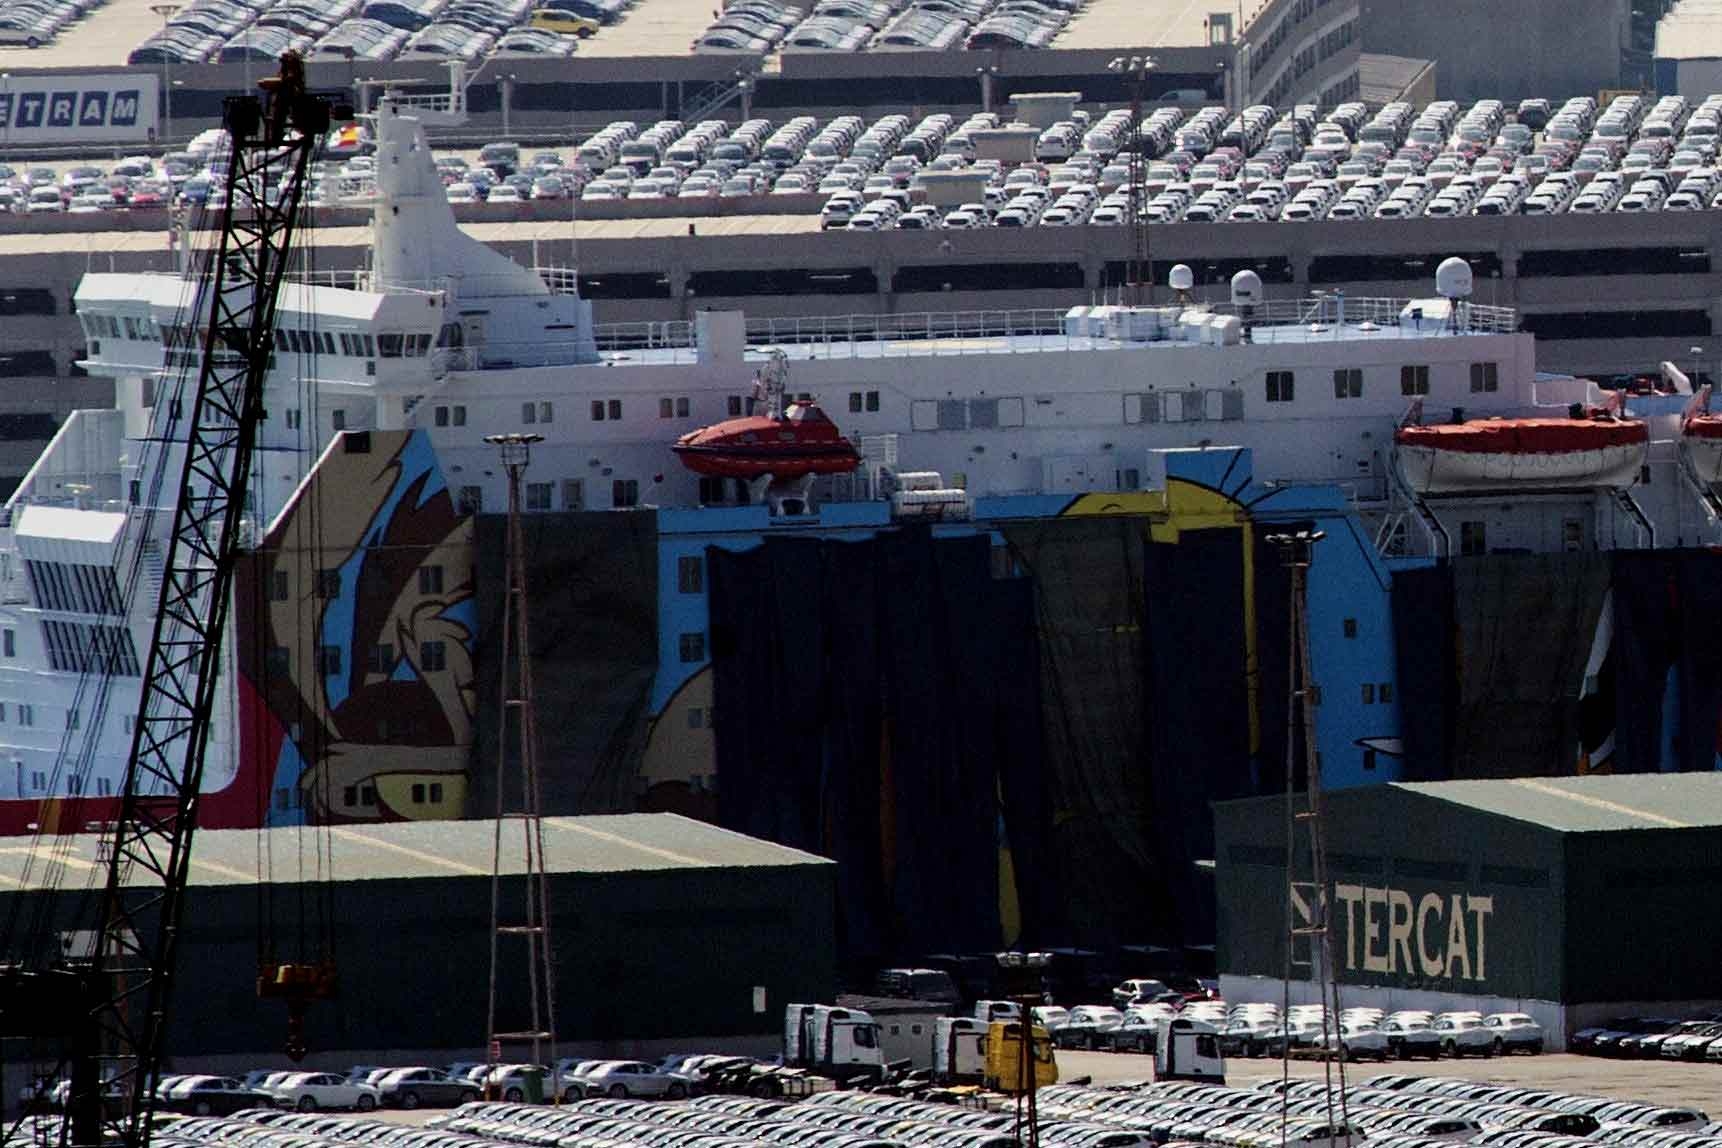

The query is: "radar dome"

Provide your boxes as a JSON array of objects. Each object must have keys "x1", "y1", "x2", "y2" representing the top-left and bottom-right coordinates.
[
  {"x1": 1230, "y1": 269, "x2": 1263, "y2": 307},
  {"x1": 1436, "y1": 257, "x2": 1474, "y2": 300},
  {"x1": 1168, "y1": 264, "x2": 1195, "y2": 292}
]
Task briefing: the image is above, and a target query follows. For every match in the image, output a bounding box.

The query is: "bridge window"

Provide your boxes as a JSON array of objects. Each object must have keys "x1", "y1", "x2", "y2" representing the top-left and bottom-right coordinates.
[
  {"x1": 1401, "y1": 365, "x2": 1430, "y2": 396},
  {"x1": 1470, "y1": 363, "x2": 1498, "y2": 393},
  {"x1": 1266, "y1": 370, "x2": 1295, "y2": 403}
]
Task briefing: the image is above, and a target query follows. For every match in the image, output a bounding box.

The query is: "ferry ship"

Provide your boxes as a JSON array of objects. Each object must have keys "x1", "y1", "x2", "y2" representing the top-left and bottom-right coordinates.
[{"x1": 8, "y1": 83, "x2": 1722, "y2": 950}]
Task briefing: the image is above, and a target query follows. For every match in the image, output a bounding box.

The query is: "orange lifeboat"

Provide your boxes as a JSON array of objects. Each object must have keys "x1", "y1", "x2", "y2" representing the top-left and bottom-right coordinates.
[
  {"x1": 672, "y1": 350, "x2": 861, "y2": 480},
  {"x1": 1395, "y1": 397, "x2": 1646, "y2": 493}
]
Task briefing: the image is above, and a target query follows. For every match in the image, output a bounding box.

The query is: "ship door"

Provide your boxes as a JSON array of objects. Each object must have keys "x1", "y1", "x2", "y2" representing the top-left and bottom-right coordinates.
[{"x1": 461, "y1": 313, "x2": 486, "y2": 355}]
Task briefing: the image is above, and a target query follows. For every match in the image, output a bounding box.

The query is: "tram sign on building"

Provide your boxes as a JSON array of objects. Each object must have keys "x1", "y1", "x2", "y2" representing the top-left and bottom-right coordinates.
[{"x1": 0, "y1": 73, "x2": 159, "y2": 146}]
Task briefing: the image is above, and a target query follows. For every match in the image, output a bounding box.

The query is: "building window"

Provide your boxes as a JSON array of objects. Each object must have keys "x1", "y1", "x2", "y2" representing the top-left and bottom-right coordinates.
[
  {"x1": 367, "y1": 643, "x2": 394, "y2": 674},
  {"x1": 660, "y1": 397, "x2": 674, "y2": 418},
  {"x1": 67, "y1": 775, "x2": 82, "y2": 796},
  {"x1": 1361, "y1": 682, "x2": 1375, "y2": 705},
  {"x1": 523, "y1": 402, "x2": 537, "y2": 425},
  {"x1": 420, "y1": 640, "x2": 447, "y2": 672},
  {"x1": 269, "y1": 569, "x2": 290, "y2": 602},
  {"x1": 418, "y1": 565, "x2": 444, "y2": 595},
  {"x1": 3, "y1": 628, "x2": 13, "y2": 658},
  {"x1": 1363, "y1": 748, "x2": 1377, "y2": 772},
  {"x1": 1379, "y1": 682, "x2": 1394, "y2": 703},
  {"x1": 411, "y1": 783, "x2": 426, "y2": 804},
  {"x1": 435, "y1": 406, "x2": 450, "y2": 427},
  {"x1": 1343, "y1": 617, "x2": 1357, "y2": 638},
  {"x1": 360, "y1": 784, "x2": 376, "y2": 806},
  {"x1": 607, "y1": 399, "x2": 622, "y2": 420},
  {"x1": 539, "y1": 401, "x2": 553, "y2": 423},
  {"x1": 526, "y1": 483, "x2": 552, "y2": 511},
  {"x1": 1562, "y1": 519, "x2": 1584, "y2": 551},
  {"x1": 316, "y1": 569, "x2": 340, "y2": 599},
  {"x1": 613, "y1": 479, "x2": 639, "y2": 508},
  {"x1": 343, "y1": 786, "x2": 357, "y2": 807},
  {"x1": 318, "y1": 645, "x2": 343, "y2": 676},
  {"x1": 266, "y1": 646, "x2": 290, "y2": 677},
  {"x1": 1266, "y1": 370, "x2": 1295, "y2": 402},
  {"x1": 430, "y1": 782, "x2": 444, "y2": 803},
  {"x1": 453, "y1": 406, "x2": 466, "y2": 426},
  {"x1": 678, "y1": 555, "x2": 704, "y2": 594},
  {"x1": 849, "y1": 391, "x2": 864, "y2": 413},
  {"x1": 1460, "y1": 520, "x2": 1487, "y2": 556},
  {"x1": 679, "y1": 632, "x2": 707, "y2": 663},
  {"x1": 687, "y1": 706, "x2": 706, "y2": 729},
  {"x1": 1400, "y1": 364, "x2": 1430, "y2": 396},
  {"x1": 285, "y1": 408, "x2": 301, "y2": 430},
  {"x1": 562, "y1": 479, "x2": 584, "y2": 510},
  {"x1": 19, "y1": 704, "x2": 34, "y2": 727},
  {"x1": 29, "y1": 770, "x2": 43, "y2": 791},
  {"x1": 332, "y1": 408, "x2": 347, "y2": 430},
  {"x1": 676, "y1": 397, "x2": 689, "y2": 418},
  {"x1": 458, "y1": 486, "x2": 483, "y2": 515},
  {"x1": 1333, "y1": 368, "x2": 1362, "y2": 399},
  {"x1": 591, "y1": 400, "x2": 606, "y2": 422},
  {"x1": 866, "y1": 390, "x2": 880, "y2": 412},
  {"x1": 1470, "y1": 362, "x2": 1499, "y2": 393}
]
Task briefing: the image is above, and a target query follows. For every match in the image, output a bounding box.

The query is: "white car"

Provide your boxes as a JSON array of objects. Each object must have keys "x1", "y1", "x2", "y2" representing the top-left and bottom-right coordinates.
[
  {"x1": 1433, "y1": 1014, "x2": 1495, "y2": 1056},
  {"x1": 567, "y1": 1060, "x2": 695, "y2": 1099},
  {"x1": 267, "y1": 1071, "x2": 382, "y2": 1112},
  {"x1": 1381, "y1": 1015, "x2": 1442, "y2": 1059},
  {"x1": 1481, "y1": 1012, "x2": 1545, "y2": 1054},
  {"x1": 1324, "y1": 1022, "x2": 1390, "y2": 1061}
]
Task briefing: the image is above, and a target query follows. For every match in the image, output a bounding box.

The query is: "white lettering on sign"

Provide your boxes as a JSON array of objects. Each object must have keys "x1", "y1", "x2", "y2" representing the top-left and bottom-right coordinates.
[{"x1": 1332, "y1": 883, "x2": 1496, "y2": 984}]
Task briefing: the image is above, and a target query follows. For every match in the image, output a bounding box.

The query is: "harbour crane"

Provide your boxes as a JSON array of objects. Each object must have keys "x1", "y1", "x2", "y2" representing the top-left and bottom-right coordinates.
[{"x1": 0, "y1": 55, "x2": 343, "y2": 1148}]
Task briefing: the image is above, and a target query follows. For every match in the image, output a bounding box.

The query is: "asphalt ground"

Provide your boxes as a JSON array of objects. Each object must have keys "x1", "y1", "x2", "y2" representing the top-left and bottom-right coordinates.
[{"x1": 364, "y1": 1051, "x2": 1722, "y2": 1126}]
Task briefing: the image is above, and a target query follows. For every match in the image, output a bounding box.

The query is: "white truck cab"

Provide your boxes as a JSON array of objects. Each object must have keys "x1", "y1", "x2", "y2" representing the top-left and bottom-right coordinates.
[
  {"x1": 784, "y1": 1004, "x2": 887, "y2": 1085},
  {"x1": 1156, "y1": 1016, "x2": 1226, "y2": 1083},
  {"x1": 933, "y1": 1017, "x2": 986, "y2": 1082}
]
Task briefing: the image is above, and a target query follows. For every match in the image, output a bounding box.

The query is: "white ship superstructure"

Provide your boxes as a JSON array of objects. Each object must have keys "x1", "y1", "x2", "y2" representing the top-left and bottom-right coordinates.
[{"x1": 0, "y1": 86, "x2": 1715, "y2": 822}]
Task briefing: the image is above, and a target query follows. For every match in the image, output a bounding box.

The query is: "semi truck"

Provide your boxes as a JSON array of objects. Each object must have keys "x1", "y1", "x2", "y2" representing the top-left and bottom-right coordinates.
[{"x1": 784, "y1": 1004, "x2": 892, "y2": 1086}]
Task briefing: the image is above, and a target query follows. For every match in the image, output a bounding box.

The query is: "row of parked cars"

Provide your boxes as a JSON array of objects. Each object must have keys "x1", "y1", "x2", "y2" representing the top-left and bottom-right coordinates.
[
  {"x1": 128, "y1": 0, "x2": 615, "y2": 63},
  {"x1": 1571, "y1": 1014, "x2": 1722, "y2": 1062},
  {"x1": 692, "y1": 0, "x2": 1083, "y2": 53},
  {"x1": 121, "y1": 1073, "x2": 1721, "y2": 1148}
]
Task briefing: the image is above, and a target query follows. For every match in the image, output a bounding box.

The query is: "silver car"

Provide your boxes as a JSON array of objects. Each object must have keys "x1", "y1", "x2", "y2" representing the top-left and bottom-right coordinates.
[{"x1": 570, "y1": 1060, "x2": 695, "y2": 1100}]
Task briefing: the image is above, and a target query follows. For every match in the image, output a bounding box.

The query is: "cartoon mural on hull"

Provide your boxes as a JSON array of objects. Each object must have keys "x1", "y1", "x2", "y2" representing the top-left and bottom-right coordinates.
[{"x1": 236, "y1": 430, "x2": 476, "y2": 825}]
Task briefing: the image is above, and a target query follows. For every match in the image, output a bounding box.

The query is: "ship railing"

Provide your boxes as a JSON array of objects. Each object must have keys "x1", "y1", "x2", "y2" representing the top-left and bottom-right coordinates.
[{"x1": 593, "y1": 322, "x2": 697, "y2": 355}]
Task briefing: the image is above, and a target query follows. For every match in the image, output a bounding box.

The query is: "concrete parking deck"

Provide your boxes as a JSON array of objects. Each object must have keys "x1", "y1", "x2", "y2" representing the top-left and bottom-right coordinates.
[
  {"x1": 582, "y1": 0, "x2": 715, "y2": 57},
  {"x1": 1055, "y1": 0, "x2": 1229, "y2": 49},
  {"x1": 0, "y1": 0, "x2": 165, "y2": 71}
]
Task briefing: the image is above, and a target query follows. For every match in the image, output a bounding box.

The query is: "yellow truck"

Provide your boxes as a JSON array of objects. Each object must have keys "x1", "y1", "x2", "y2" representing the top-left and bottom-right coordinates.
[{"x1": 981, "y1": 1020, "x2": 1058, "y2": 1093}]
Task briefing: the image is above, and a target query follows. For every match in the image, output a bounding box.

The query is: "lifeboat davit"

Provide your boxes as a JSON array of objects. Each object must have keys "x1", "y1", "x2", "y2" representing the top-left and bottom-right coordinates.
[
  {"x1": 672, "y1": 350, "x2": 861, "y2": 480},
  {"x1": 1395, "y1": 400, "x2": 1647, "y2": 494},
  {"x1": 1681, "y1": 386, "x2": 1722, "y2": 486}
]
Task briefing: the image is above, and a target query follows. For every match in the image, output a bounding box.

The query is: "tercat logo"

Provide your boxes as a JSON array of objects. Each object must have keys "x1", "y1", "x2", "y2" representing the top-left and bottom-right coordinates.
[{"x1": 1330, "y1": 884, "x2": 1495, "y2": 982}]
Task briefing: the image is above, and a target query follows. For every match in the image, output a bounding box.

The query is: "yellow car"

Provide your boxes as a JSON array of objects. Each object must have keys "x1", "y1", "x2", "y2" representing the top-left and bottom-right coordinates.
[{"x1": 529, "y1": 9, "x2": 599, "y2": 35}]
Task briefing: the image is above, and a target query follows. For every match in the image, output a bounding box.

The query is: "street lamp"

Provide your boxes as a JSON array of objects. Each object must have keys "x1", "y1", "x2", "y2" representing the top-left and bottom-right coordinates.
[
  {"x1": 149, "y1": 3, "x2": 180, "y2": 147},
  {"x1": 974, "y1": 61, "x2": 1000, "y2": 115}
]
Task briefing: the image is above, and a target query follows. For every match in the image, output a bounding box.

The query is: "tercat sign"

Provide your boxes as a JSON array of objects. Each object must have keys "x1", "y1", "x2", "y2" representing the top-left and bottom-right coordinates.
[
  {"x1": 0, "y1": 74, "x2": 159, "y2": 145},
  {"x1": 1332, "y1": 883, "x2": 1495, "y2": 983}
]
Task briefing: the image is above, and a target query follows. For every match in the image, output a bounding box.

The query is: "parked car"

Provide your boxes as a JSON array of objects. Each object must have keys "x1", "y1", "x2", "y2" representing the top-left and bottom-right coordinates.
[
  {"x1": 1433, "y1": 1014, "x2": 1495, "y2": 1057},
  {"x1": 566, "y1": 1060, "x2": 695, "y2": 1099},
  {"x1": 1381, "y1": 1015, "x2": 1443, "y2": 1059},
  {"x1": 158, "y1": 1076, "x2": 275, "y2": 1115},
  {"x1": 1324, "y1": 1021, "x2": 1390, "y2": 1061},
  {"x1": 266, "y1": 1071, "x2": 382, "y2": 1112},
  {"x1": 374, "y1": 1067, "x2": 482, "y2": 1109},
  {"x1": 1482, "y1": 1012, "x2": 1545, "y2": 1055}
]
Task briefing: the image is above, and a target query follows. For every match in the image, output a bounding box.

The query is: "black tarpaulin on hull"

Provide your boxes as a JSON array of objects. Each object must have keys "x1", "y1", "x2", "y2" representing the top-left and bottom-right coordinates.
[
  {"x1": 707, "y1": 529, "x2": 1040, "y2": 963},
  {"x1": 471, "y1": 510, "x2": 657, "y2": 816},
  {"x1": 1611, "y1": 550, "x2": 1722, "y2": 773},
  {"x1": 1448, "y1": 553, "x2": 1609, "y2": 778},
  {"x1": 1144, "y1": 527, "x2": 1251, "y2": 946},
  {"x1": 1390, "y1": 563, "x2": 1455, "y2": 782},
  {"x1": 998, "y1": 516, "x2": 1160, "y2": 947}
]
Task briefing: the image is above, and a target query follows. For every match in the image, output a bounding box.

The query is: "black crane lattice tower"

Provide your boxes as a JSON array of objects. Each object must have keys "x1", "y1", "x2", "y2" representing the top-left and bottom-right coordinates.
[{"x1": 484, "y1": 432, "x2": 559, "y2": 1077}]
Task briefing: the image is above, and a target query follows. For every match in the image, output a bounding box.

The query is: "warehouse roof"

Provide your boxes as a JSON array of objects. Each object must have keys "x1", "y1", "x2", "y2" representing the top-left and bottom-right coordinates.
[
  {"x1": 1657, "y1": 0, "x2": 1722, "y2": 60},
  {"x1": 1392, "y1": 774, "x2": 1722, "y2": 833},
  {"x1": 0, "y1": 813, "x2": 830, "y2": 890}
]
